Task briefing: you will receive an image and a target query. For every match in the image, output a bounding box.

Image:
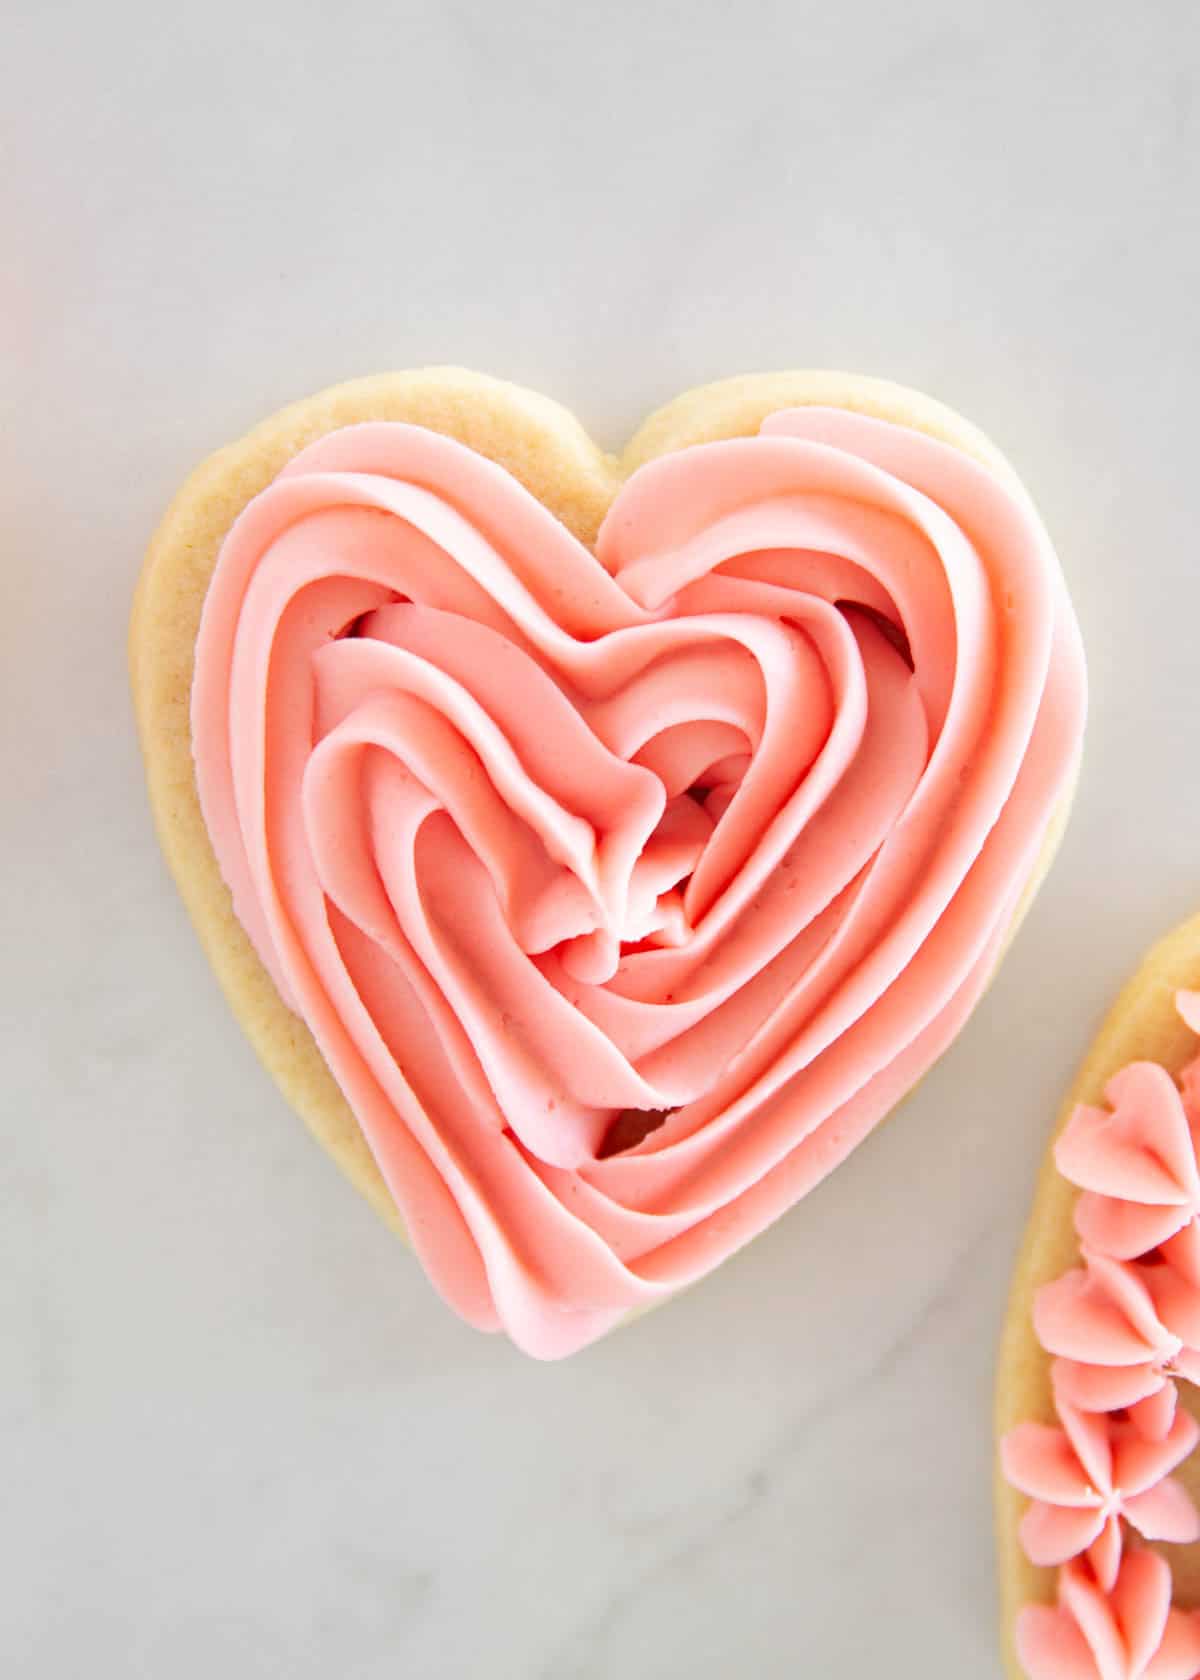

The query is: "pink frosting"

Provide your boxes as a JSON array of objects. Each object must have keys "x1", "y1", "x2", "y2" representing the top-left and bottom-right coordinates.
[
  {"x1": 1057, "y1": 1063, "x2": 1200, "y2": 1261},
  {"x1": 1002, "y1": 995, "x2": 1200, "y2": 1678},
  {"x1": 191, "y1": 404, "x2": 1085, "y2": 1357},
  {"x1": 1033, "y1": 1253, "x2": 1199, "y2": 1442},
  {"x1": 1002, "y1": 1369, "x2": 1199, "y2": 1590},
  {"x1": 1047, "y1": 1029, "x2": 1200, "y2": 1437},
  {"x1": 1018, "y1": 1555, "x2": 1200, "y2": 1680}
]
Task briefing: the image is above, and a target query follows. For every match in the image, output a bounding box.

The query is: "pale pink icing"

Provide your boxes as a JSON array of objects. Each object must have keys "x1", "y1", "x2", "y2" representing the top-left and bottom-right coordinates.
[
  {"x1": 1048, "y1": 1035, "x2": 1200, "y2": 1438},
  {"x1": 1018, "y1": 1555, "x2": 1200, "y2": 1680},
  {"x1": 1001, "y1": 995, "x2": 1200, "y2": 1678},
  {"x1": 1001, "y1": 1368, "x2": 1199, "y2": 1590},
  {"x1": 191, "y1": 405, "x2": 1085, "y2": 1357},
  {"x1": 1057, "y1": 1063, "x2": 1200, "y2": 1261},
  {"x1": 1033, "y1": 1251, "x2": 1200, "y2": 1441}
]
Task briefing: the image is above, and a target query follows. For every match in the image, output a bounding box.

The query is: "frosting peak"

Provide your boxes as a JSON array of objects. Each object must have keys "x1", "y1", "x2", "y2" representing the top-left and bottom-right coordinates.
[
  {"x1": 1018, "y1": 1554, "x2": 1200, "y2": 1680},
  {"x1": 1057, "y1": 1061, "x2": 1200, "y2": 1261},
  {"x1": 1001, "y1": 1374, "x2": 1200, "y2": 1591},
  {"x1": 1002, "y1": 993, "x2": 1200, "y2": 1678},
  {"x1": 191, "y1": 407, "x2": 1085, "y2": 1355}
]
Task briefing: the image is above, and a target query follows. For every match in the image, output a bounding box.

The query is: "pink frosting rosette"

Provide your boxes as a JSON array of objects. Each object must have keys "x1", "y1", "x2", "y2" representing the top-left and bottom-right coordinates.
[
  {"x1": 1002, "y1": 995, "x2": 1200, "y2": 1679},
  {"x1": 1018, "y1": 1555, "x2": 1200, "y2": 1680}
]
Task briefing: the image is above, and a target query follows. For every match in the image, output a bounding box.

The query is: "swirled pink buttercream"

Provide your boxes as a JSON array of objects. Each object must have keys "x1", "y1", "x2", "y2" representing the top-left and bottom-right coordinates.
[{"x1": 192, "y1": 405, "x2": 1085, "y2": 1357}]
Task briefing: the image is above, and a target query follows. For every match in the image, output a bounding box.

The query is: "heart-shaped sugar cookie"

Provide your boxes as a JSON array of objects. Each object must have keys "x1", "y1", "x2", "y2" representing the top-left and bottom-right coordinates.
[{"x1": 131, "y1": 368, "x2": 1085, "y2": 1357}]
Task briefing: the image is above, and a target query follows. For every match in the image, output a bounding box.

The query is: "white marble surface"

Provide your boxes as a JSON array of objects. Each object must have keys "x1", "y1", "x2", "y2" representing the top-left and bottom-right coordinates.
[{"x1": 6, "y1": 3, "x2": 1200, "y2": 1674}]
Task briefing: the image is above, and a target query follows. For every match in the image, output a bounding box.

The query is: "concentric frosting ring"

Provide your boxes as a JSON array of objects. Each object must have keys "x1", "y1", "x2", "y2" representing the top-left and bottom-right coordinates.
[{"x1": 188, "y1": 400, "x2": 1085, "y2": 1357}]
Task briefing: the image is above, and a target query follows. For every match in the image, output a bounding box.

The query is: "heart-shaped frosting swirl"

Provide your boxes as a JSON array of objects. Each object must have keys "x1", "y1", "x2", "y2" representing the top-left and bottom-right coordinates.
[{"x1": 191, "y1": 403, "x2": 1084, "y2": 1356}]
